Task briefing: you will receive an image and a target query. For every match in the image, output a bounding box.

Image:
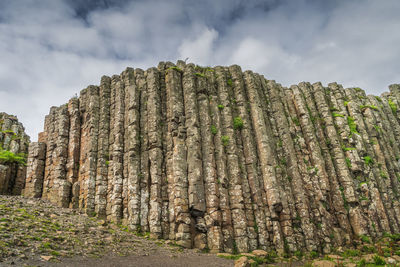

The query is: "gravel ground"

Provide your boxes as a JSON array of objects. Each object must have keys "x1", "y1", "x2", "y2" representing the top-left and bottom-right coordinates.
[{"x1": 0, "y1": 195, "x2": 233, "y2": 267}]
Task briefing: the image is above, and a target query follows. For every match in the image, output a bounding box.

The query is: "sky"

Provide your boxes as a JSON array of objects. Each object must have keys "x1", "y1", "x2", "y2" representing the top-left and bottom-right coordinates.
[{"x1": 1, "y1": 0, "x2": 400, "y2": 140}]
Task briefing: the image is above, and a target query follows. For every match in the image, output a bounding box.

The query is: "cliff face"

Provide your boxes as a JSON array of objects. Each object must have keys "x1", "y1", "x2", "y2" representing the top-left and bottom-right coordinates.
[
  {"x1": 25, "y1": 61, "x2": 400, "y2": 254},
  {"x1": 0, "y1": 113, "x2": 30, "y2": 195}
]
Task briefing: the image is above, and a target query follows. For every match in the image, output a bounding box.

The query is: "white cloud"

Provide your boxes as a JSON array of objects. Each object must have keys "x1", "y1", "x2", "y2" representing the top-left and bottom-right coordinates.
[
  {"x1": 178, "y1": 28, "x2": 218, "y2": 65},
  {"x1": 0, "y1": 0, "x2": 399, "y2": 140}
]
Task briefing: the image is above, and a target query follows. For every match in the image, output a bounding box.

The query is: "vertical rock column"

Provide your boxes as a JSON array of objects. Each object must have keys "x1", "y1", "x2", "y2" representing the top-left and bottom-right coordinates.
[
  {"x1": 42, "y1": 105, "x2": 70, "y2": 207},
  {"x1": 158, "y1": 62, "x2": 171, "y2": 239},
  {"x1": 197, "y1": 68, "x2": 223, "y2": 252},
  {"x1": 165, "y1": 66, "x2": 191, "y2": 248},
  {"x1": 208, "y1": 69, "x2": 235, "y2": 253},
  {"x1": 107, "y1": 76, "x2": 125, "y2": 223},
  {"x1": 147, "y1": 67, "x2": 164, "y2": 237},
  {"x1": 183, "y1": 65, "x2": 208, "y2": 249},
  {"x1": 122, "y1": 69, "x2": 142, "y2": 230},
  {"x1": 24, "y1": 142, "x2": 46, "y2": 198},
  {"x1": 136, "y1": 69, "x2": 150, "y2": 231},
  {"x1": 78, "y1": 86, "x2": 100, "y2": 214},
  {"x1": 215, "y1": 67, "x2": 248, "y2": 253},
  {"x1": 95, "y1": 76, "x2": 111, "y2": 217},
  {"x1": 229, "y1": 66, "x2": 270, "y2": 251},
  {"x1": 67, "y1": 97, "x2": 81, "y2": 209}
]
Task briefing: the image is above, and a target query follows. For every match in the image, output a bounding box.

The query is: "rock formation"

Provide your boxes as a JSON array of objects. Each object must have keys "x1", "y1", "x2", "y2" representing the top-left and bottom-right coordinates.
[
  {"x1": 0, "y1": 112, "x2": 30, "y2": 195},
  {"x1": 25, "y1": 61, "x2": 400, "y2": 254}
]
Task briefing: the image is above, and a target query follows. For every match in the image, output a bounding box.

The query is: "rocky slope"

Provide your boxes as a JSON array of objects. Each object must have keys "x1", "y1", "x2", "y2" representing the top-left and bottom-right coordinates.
[
  {"x1": 0, "y1": 112, "x2": 30, "y2": 195},
  {"x1": 0, "y1": 195, "x2": 233, "y2": 266},
  {"x1": 24, "y1": 61, "x2": 400, "y2": 254}
]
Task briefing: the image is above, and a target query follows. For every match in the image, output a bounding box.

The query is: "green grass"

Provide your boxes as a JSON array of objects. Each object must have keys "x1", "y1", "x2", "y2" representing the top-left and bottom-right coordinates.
[
  {"x1": 342, "y1": 249, "x2": 361, "y2": 258},
  {"x1": 359, "y1": 104, "x2": 378, "y2": 111},
  {"x1": 342, "y1": 146, "x2": 356, "y2": 152},
  {"x1": 360, "y1": 235, "x2": 371, "y2": 244},
  {"x1": 347, "y1": 116, "x2": 359, "y2": 135},
  {"x1": 195, "y1": 72, "x2": 205, "y2": 78},
  {"x1": 332, "y1": 112, "x2": 344, "y2": 118},
  {"x1": 373, "y1": 255, "x2": 385, "y2": 265},
  {"x1": 389, "y1": 98, "x2": 397, "y2": 114},
  {"x1": 167, "y1": 66, "x2": 183, "y2": 73}
]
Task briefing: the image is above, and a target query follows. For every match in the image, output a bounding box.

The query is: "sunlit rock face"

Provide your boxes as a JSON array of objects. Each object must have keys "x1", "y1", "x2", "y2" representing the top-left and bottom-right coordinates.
[
  {"x1": 0, "y1": 112, "x2": 30, "y2": 195},
  {"x1": 25, "y1": 61, "x2": 400, "y2": 253}
]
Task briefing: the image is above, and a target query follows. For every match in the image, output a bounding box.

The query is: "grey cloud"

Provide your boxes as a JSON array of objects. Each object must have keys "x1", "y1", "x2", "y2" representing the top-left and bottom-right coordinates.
[{"x1": 0, "y1": 0, "x2": 399, "y2": 140}]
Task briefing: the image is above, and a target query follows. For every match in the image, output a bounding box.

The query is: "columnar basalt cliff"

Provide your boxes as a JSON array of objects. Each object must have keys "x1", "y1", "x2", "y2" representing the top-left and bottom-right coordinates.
[
  {"x1": 25, "y1": 61, "x2": 400, "y2": 254},
  {"x1": 0, "y1": 113, "x2": 30, "y2": 195}
]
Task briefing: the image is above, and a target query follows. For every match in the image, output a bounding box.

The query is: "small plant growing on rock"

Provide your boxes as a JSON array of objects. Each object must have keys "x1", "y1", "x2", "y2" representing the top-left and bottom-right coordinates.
[
  {"x1": 233, "y1": 116, "x2": 244, "y2": 130},
  {"x1": 167, "y1": 66, "x2": 183, "y2": 73},
  {"x1": 389, "y1": 98, "x2": 397, "y2": 114},
  {"x1": 345, "y1": 157, "x2": 352, "y2": 168},
  {"x1": 218, "y1": 104, "x2": 224, "y2": 110},
  {"x1": 359, "y1": 104, "x2": 379, "y2": 111},
  {"x1": 0, "y1": 147, "x2": 26, "y2": 165},
  {"x1": 227, "y1": 78, "x2": 233, "y2": 86},
  {"x1": 195, "y1": 72, "x2": 205, "y2": 78},
  {"x1": 363, "y1": 156, "x2": 373, "y2": 165},
  {"x1": 210, "y1": 125, "x2": 217, "y2": 135},
  {"x1": 332, "y1": 112, "x2": 344, "y2": 118},
  {"x1": 221, "y1": 135, "x2": 229, "y2": 147},
  {"x1": 347, "y1": 116, "x2": 358, "y2": 135},
  {"x1": 373, "y1": 255, "x2": 385, "y2": 265}
]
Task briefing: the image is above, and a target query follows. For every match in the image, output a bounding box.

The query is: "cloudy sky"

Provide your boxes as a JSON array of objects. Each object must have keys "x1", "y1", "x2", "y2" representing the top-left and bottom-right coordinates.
[{"x1": 1, "y1": 0, "x2": 400, "y2": 140}]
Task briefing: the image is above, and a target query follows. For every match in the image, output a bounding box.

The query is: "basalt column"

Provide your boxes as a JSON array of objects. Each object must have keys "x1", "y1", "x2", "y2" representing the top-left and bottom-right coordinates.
[{"x1": 25, "y1": 62, "x2": 400, "y2": 254}]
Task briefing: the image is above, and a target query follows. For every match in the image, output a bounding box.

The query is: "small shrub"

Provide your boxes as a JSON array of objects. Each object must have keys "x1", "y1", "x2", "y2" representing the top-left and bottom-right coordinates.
[
  {"x1": 195, "y1": 72, "x2": 205, "y2": 78},
  {"x1": 375, "y1": 96, "x2": 382, "y2": 102},
  {"x1": 218, "y1": 104, "x2": 224, "y2": 110},
  {"x1": 221, "y1": 135, "x2": 229, "y2": 147},
  {"x1": 309, "y1": 251, "x2": 319, "y2": 259},
  {"x1": 0, "y1": 149, "x2": 26, "y2": 165},
  {"x1": 233, "y1": 116, "x2": 244, "y2": 130},
  {"x1": 360, "y1": 234, "x2": 371, "y2": 244},
  {"x1": 389, "y1": 98, "x2": 397, "y2": 114},
  {"x1": 210, "y1": 125, "x2": 217, "y2": 135},
  {"x1": 227, "y1": 78, "x2": 233, "y2": 86},
  {"x1": 363, "y1": 156, "x2": 373, "y2": 165}
]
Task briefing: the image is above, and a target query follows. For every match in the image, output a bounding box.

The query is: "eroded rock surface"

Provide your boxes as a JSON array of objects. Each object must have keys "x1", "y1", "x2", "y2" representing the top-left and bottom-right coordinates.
[
  {"x1": 0, "y1": 113, "x2": 29, "y2": 195},
  {"x1": 25, "y1": 62, "x2": 400, "y2": 253}
]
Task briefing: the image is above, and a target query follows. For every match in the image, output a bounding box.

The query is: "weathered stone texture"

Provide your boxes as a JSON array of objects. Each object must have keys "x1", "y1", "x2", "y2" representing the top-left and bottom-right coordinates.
[
  {"x1": 0, "y1": 112, "x2": 30, "y2": 195},
  {"x1": 24, "y1": 62, "x2": 400, "y2": 254}
]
